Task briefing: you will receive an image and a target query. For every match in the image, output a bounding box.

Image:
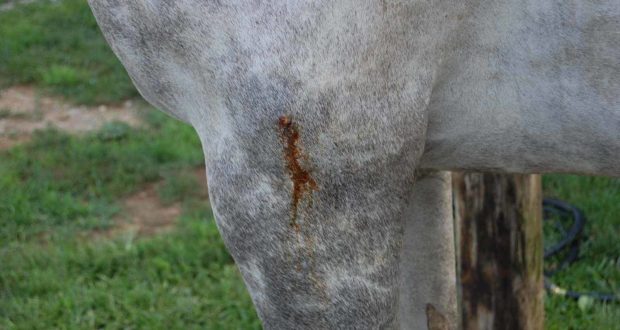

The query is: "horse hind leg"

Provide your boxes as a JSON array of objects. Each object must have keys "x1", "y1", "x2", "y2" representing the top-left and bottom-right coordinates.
[{"x1": 399, "y1": 171, "x2": 458, "y2": 330}]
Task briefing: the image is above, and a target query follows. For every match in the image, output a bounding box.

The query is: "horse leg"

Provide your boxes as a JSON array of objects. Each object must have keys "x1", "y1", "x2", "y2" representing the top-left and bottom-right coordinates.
[{"x1": 399, "y1": 171, "x2": 458, "y2": 330}]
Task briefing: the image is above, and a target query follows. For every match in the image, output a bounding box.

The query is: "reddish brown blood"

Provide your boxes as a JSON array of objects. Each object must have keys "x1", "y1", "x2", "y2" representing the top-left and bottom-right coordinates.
[{"x1": 278, "y1": 115, "x2": 317, "y2": 229}]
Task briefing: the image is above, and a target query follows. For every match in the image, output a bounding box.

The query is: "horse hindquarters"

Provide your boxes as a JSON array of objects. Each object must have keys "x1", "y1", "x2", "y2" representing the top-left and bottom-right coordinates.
[{"x1": 87, "y1": 1, "x2": 458, "y2": 327}]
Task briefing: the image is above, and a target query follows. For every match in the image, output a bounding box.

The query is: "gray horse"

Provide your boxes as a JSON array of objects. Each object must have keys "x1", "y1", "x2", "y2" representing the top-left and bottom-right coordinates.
[{"x1": 88, "y1": 1, "x2": 619, "y2": 328}]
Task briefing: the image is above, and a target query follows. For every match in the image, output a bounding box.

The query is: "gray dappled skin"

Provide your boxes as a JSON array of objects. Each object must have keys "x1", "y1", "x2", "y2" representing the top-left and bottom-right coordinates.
[{"x1": 87, "y1": 1, "x2": 618, "y2": 329}]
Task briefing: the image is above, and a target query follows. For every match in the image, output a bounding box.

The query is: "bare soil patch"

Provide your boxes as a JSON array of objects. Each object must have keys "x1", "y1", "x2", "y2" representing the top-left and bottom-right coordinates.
[
  {"x1": 85, "y1": 183, "x2": 183, "y2": 240},
  {"x1": 91, "y1": 166, "x2": 209, "y2": 239},
  {"x1": 0, "y1": 0, "x2": 38, "y2": 12},
  {"x1": 193, "y1": 166, "x2": 208, "y2": 188},
  {"x1": 0, "y1": 86, "x2": 143, "y2": 149},
  {"x1": 111, "y1": 183, "x2": 183, "y2": 237}
]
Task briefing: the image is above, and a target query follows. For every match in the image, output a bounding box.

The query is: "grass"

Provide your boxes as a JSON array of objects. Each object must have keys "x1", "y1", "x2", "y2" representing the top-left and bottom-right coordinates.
[
  {"x1": 0, "y1": 112, "x2": 261, "y2": 329},
  {"x1": 1, "y1": 210, "x2": 259, "y2": 329},
  {"x1": 0, "y1": 0, "x2": 137, "y2": 104},
  {"x1": 1, "y1": 217, "x2": 257, "y2": 329},
  {"x1": 158, "y1": 169, "x2": 207, "y2": 207},
  {"x1": 0, "y1": 110, "x2": 203, "y2": 243},
  {"x1": 543, "y1": 175, "x2": 620, "y2": 329}
]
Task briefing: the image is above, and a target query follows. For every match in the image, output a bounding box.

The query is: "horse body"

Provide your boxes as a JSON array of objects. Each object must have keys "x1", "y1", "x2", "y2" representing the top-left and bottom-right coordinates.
[
  {"x1": 88, "y1": 1, "x2": 619, "y2": 328},
  {"x1": 420, "y1": 0, "x2": 620, "y2": 176}
]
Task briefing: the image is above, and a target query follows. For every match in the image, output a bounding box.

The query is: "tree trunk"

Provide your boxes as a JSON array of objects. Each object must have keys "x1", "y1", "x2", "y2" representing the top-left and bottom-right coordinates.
[{"x1": 452, "y1": 173, "x2": 544, "y2": 330}]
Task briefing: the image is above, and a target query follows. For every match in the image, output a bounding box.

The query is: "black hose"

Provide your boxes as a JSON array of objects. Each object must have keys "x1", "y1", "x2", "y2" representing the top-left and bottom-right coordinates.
[
  {"x1": 542, "y1": 198, "x2": 619, "y2": 303},
  {"x1": 543, "y1": 198, "x2": 585, "y2": 259}
]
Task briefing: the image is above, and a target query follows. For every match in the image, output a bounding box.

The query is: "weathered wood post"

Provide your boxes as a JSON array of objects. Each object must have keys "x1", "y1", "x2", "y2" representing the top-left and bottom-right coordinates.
[{"x1": 452, "y1": 173, "x2": 544, "y2": 330}]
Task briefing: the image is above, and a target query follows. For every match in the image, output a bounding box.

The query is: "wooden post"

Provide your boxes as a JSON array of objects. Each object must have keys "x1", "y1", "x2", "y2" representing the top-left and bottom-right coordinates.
[{"x1": 452, "y1": 173, "x2": 544, "y2": 330}]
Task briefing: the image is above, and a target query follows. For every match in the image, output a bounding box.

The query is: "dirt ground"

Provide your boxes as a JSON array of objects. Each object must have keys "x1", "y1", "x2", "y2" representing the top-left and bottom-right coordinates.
[
  {"x1": 0, "y1": 86, "x2": 207, "y2": 237},
  {"x1": 0, "y1": 0, "x2": 37, "y2": 12},
  {"x1": 94, "y1": 166, "x2": 209, "y2": 239},
  {"x1": 99, "y1": 184, "x2": 183, "y2": 238},
  {"x1": 0, "y1": 86, "x2": 143, "y2": 149}
]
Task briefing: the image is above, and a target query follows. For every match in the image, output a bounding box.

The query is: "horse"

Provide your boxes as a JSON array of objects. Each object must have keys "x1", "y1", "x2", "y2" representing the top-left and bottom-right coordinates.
[{"x1": 87, "y1": 1, "x2": 619, "y2": 328}]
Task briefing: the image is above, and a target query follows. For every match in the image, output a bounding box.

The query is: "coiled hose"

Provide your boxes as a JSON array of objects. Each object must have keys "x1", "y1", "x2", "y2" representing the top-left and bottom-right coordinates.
[{"x1": 543, "y1": 198, "x2": 618, "y2": 303}]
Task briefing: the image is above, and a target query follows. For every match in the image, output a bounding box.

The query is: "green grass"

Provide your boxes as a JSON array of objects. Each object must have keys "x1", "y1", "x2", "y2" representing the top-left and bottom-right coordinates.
[
  {"x1": 0, "y1": 110, "x2": 203, "y2": 243},
  {"x1": 543, "y1": 175, "x2": 620, "y2": 329},
  {"x1": 0, "y1": 213, "x2": 259, "y2": 329},
  {"x1": 0, "y1": 0, "x2": 137, "y2": 104},
  {"x1": 158, "y1": 169, "x2": 207, "y2": 207},
  {"x1": 0, "y1": 113, "x2": 260, "y2": 329}
]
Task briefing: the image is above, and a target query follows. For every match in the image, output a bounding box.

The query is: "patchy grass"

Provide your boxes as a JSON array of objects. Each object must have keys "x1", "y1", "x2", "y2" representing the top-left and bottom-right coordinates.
[
  {"x1": 0, "y1": 112, "x2": 260, "y2": 329},
  {"x1": 0, "y1": 110, "x2": 203, "y2": 242},
  {"x1": 0, "y1": 0, "x2": 137, "y2": 104},
  {"x1": 158, "y1": 170, "x2": 207, "y2": 207},
  {"x1": 0, "y1": 107, "x2": 34, "y2": 120},
  {"x1": 543, "y1": 175, "x2": 620, "y2": 329},
  {"x1": 0, "y1": 107, "x2": 13, "y2": 119},
  {"x1": 0, "y1": 2, "x2": 257, "y2": 326}
]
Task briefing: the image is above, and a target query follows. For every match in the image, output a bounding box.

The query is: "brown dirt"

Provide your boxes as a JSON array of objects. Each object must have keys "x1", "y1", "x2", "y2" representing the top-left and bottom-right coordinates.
[
  {"x1": 89, "y1": 166, "x2": 209, "y2": 239},
  {"x1": 0, "y1": 86, "x2": 143, "y2": 149},
  {"x1": 110, "y1": 184, "x2": 183, "y2": 237},
  {"x1": 0, "y1": 0, "x2": 38, "y2": 12},
  {"x1": 193, "y1": 165, "x2": 208, "y2": 188}
]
